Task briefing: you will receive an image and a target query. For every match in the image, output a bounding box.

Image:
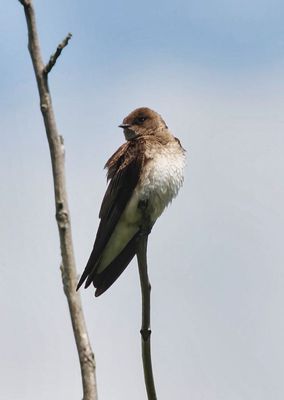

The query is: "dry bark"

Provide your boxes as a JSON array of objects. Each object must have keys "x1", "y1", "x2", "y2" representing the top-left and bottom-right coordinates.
[{"x1": 18, "y1": 1, "x2": 98, "y2": 399}]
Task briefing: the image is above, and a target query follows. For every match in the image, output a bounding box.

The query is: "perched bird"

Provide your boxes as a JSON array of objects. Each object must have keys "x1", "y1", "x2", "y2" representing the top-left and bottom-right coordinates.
[{"x1": 77, "y1": 107, "x2": 185, "y2": 296}]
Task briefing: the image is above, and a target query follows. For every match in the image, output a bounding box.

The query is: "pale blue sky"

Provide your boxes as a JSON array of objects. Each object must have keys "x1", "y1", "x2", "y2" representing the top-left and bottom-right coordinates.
[{"x1": 1, "y1": 1, "x2": 284, "y2": 399}]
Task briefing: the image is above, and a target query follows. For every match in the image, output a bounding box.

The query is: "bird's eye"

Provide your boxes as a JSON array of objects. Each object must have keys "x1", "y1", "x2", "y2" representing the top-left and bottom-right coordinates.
[{"x1": 135, "y1": 116, "x2": 147, "y2": 125}]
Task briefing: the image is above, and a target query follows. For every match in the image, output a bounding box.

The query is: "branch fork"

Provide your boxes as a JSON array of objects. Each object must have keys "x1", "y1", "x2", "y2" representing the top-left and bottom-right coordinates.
[
  {"x1": 44, "y1": 33, "x2": 72, "y2": 75},
  {"x1": 18, "y1": 1, "x2": 97, "y2": 399}
]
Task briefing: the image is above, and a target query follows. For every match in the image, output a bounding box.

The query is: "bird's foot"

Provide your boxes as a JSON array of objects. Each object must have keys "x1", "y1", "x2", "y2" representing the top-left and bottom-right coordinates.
[
  {"x1": 138, "y1": 198, "x2": 149, "y2": 211},
  {"x1": 139, "y1": 225, "x2": 152, "y2": 237}
]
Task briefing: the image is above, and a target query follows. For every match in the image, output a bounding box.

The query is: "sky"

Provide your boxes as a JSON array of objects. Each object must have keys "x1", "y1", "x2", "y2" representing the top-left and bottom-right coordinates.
[{"x1": 1, "y1": 1, "x2": 284, "y2": 399}]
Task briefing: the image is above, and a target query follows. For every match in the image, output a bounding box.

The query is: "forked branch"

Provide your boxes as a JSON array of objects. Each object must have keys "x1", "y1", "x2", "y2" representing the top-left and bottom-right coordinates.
[
  {"x1": 44, "y1": 33, "x2": 72, "y2": 74},
  {"x1": 18, "y1": 1, "x2": 98, "y2": 399}
]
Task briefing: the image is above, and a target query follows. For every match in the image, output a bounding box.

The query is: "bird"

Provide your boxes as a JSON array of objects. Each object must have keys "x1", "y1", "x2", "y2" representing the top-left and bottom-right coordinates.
[{"x1": 77, "y1": 107, "x2": 186, "y2": 296}]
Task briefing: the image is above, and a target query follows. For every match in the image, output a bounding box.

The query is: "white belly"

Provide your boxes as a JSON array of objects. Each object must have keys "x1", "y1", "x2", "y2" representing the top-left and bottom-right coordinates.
[
  {"x1": 138, "y1": 142, "x2": 185, "y2": 222},
  {"x1": 97, "y1": 139, "x2": 185, "y2": 272}
]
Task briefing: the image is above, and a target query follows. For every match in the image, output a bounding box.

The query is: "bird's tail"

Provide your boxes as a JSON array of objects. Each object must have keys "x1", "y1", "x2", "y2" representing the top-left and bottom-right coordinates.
[{"x1": 77, "y1": 231, "x2": 140, "y2": 296}]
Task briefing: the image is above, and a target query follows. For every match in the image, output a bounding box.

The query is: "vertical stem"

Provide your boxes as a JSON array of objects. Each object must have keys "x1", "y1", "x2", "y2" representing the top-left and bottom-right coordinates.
[
  {"x1": 19, "y1": 1, "x2": 98, "y2": 399},
  {"x1": 137, "y1": 234, "x2": 158, "y2": 400}
]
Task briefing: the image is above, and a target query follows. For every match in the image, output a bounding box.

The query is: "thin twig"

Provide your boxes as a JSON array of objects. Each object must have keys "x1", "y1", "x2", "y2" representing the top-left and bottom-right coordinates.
[
  {"x1": 44, "y1": 33, "x2": 72, "y2": 75},
  {"x1": 18, "y1": 1, "x2": 98, "y2": 399},
  {"x1": 137, "y1": 233, "x2": 158, "y2": 400}
]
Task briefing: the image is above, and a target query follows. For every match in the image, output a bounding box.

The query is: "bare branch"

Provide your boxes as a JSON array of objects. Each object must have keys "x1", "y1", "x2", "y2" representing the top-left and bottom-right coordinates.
[
  {"x1": 18, "y1": 1, "x2": 98, "y2": 399},
  {"x1": 44, "y1": 33, "x2": 72, "y2": 75},
  {"x1": 136, "y1": 217, "x2": 158, "y2": 399}
]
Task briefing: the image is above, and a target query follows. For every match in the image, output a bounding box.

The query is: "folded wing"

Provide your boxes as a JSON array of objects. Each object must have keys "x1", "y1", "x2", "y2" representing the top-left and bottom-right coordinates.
[{"x1": 77, "y1": 140, "x2": 144, "y2": 296}]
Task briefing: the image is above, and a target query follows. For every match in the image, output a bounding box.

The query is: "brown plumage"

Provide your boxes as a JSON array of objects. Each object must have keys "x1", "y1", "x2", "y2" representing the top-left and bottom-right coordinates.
[{"x1": 77, "y1": 107, "x2": 185, "y2": 296}]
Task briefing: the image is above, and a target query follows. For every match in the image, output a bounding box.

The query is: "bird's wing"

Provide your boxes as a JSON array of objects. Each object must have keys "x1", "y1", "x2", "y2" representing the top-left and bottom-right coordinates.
[{"x1": 77, "y1": 140, "x2": 144, "y2": 292}]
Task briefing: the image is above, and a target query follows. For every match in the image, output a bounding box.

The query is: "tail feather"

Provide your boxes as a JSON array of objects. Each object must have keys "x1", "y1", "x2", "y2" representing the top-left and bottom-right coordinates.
[
  {"x1": 94, "y1": 232, "x2": 139, "y2": 296},
  {"x1": 77, "y1": 231, "x2": 140, "y2": 296}
]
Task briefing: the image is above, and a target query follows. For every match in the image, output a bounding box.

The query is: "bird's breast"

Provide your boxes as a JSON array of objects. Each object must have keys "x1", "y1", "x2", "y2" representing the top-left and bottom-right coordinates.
[{"x1": 138, "y1": 141, "x2": 185, "y2": 222}]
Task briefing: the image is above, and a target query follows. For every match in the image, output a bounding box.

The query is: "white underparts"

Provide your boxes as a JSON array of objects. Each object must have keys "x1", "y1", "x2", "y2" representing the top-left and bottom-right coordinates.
[
  {"x1": 139, "y1": 141, "x2": 185, "y2": 221},
  {"x1": 97, "y1": 139, "x2": 185, "y2": 273}
]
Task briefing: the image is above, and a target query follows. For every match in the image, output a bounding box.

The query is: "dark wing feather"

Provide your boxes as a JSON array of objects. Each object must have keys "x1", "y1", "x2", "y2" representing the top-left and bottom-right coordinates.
[
  {"x1": 77, "y1": 140, "x2": 144, "y2": 291},
  {"x1": 93, "y1": 231, "x2": 140, "y2": 296}
]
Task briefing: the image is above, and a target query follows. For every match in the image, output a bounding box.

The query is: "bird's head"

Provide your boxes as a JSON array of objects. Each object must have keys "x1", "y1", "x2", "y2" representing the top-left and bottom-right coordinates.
[{"x1": 119, "y1": 107, "x2": 168, "y2": 140}]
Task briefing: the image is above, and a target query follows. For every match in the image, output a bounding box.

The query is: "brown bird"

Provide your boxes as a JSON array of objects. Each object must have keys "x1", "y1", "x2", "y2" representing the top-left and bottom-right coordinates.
[{"x1": 77, "y1": 107, "x2": 185, "y2": 296}]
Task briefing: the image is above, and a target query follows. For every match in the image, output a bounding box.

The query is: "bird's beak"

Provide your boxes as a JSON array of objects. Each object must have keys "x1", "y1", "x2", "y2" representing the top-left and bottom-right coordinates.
[{"x1": 118, "y1": 123, "x2": 131, "y2": 129}]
